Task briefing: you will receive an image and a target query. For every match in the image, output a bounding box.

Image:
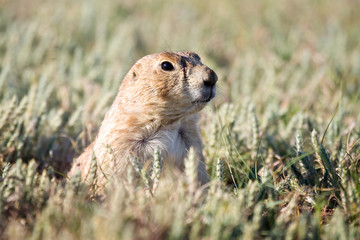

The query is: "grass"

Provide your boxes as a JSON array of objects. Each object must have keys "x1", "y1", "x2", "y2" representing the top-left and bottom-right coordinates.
[{"x1": 1, "y1": 0, "x2": 360, "y2": 239}]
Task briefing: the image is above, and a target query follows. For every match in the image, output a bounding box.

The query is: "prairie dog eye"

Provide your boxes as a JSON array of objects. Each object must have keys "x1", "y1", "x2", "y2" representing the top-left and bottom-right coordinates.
[{"x1": 161, "y1": 61, "x2": 174, "y2": 71}]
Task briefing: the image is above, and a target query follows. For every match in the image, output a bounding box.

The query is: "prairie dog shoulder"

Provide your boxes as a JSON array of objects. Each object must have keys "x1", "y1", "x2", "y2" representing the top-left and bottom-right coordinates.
[{"x1": 69, "y1": 51, "x2": 218, "y2": 186}]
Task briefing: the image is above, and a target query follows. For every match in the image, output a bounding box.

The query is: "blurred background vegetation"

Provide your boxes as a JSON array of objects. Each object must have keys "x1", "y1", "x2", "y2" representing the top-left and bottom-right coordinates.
[{"x1": 0, "y1": 0, "x2": 360, "y2": 239}]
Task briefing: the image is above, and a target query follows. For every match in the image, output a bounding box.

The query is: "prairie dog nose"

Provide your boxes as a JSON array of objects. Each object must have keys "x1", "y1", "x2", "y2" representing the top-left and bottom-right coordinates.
[{"x1": 203, "y1": 68, "x2": 218, "y2": 87}]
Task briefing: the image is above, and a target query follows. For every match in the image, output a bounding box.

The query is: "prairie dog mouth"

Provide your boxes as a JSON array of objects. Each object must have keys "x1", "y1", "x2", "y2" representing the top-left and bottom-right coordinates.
[{"x1": 192, "y1": 86, "x2": 216, "y2": 103}]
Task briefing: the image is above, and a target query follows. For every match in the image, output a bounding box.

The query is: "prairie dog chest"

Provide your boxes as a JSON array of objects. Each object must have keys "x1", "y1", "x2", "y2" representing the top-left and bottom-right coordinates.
[{"x1": 143, "y1": 122, "x2": 190, "y2": 166}]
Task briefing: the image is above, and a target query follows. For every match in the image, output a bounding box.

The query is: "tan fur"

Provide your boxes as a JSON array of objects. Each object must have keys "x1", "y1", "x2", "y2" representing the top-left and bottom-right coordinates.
[{"x1": 68, "y1": 52, "x2": 218, "y2": 187}]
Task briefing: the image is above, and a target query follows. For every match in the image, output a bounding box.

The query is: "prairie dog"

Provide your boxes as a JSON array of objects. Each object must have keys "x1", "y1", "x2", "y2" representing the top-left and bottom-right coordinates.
[{"x1": 69, "y1": 52, "x2": 218, "y2": 186}]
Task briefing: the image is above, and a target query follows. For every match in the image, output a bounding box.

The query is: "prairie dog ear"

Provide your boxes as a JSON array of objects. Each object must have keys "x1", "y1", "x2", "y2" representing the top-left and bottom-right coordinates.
[
  {"x1": 131, "y1": 62, "x2": 142, "y2": 81},
  {"x1": 132, "y1": 70, "x2": 138, "y2": 80}
]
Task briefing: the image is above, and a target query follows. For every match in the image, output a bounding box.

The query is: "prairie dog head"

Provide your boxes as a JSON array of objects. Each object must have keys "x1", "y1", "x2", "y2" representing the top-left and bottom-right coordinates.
[{"x1": 118, "y1": 52, "x2": 218, "y2": 120}]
